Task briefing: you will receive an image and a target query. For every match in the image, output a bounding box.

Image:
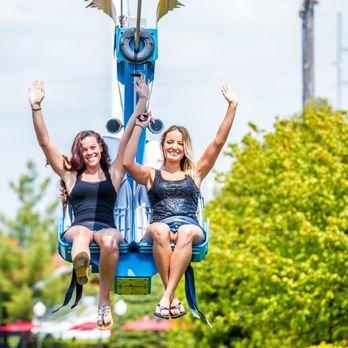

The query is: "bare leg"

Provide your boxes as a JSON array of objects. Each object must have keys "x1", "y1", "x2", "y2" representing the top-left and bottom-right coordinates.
[
  {"x1": 161, "y1": 225, "x2": 205, "y2": 315},
  {"x1": 143, "y1": 223, "x2": 173, "y2": 317},
  {"x1": 94, "y1": 228, "x2": 123, "y2": 328},
  {"x1": 63, "y1": 225, "x2": 94, "y2": 284},
  {"x1": 143, "y1": 222, "x2": 172, "y2": 290},
  {"x1": 63, "y1": 225, "x2": 93, "y2": 260}
]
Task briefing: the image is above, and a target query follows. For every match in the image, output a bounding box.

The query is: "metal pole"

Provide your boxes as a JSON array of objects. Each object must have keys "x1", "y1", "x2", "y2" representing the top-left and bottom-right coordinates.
[
  {"x1": 134, "y1": 0, "x2": 142, "y2": 52},
  {"x1": 119, "y1": 0, "x2": 125, "y2": 27},
  {"x1": 337, "y1": 12, "x2": 342, "y2": 108},
  {"x1": 300, "y1": 0, "x2": 317, "y2": 107}
]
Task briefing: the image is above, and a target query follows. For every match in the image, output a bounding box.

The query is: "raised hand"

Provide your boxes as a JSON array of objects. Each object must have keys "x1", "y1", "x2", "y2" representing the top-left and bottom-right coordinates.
[
  {"x1": 136, "y1": 111, "x2": 153, "y2": 129},
  {"x1": 222, "y1": 84, "x2": 238, "y2": 108},
  {"x1": 135, "y1": 74, "x2": 150, "y2": 100},
  {"x1": 28, "y1": 80, "x2": 45, "y2": 109}
]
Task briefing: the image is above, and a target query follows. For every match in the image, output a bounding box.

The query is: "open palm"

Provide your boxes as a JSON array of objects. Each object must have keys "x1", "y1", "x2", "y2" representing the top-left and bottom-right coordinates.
[
  {"x1": 222, "y1": 84, "x2": 238, "y2": 108},
  {"x1": 28, "y1": 80, "x2": 45, "y2": 108},
  {"x1": 135, "y1": 74, "x2": 150, "y2": 99}
]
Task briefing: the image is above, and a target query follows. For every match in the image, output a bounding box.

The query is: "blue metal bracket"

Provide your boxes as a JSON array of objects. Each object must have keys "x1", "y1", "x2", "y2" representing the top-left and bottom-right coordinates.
[{"x1": 114, "y1": 27, "x2": 158, "y2": 166}]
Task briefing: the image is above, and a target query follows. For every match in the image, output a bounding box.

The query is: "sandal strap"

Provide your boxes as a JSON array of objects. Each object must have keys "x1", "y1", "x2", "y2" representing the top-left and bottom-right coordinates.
[
  {"x1": 157, "y1": 303, "x2": 170, "y2": 311},
  {"x1": 154, "y1": 304, "x2": 170, "y2": 319},
  {"x1": 97, "y1": 305, "x2": 111, "y2": 321},
  {"x1": 170, "y1": 302, "x2": 183, "y2": 310},
  {"x1": 98, "y1": 305, "x2": 111, "y2": 315}
]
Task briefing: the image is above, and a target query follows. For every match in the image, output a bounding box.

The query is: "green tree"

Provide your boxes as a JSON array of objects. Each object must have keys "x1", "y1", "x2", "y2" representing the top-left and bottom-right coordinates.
[
  {"x1": 169, "y1": 100, "x2": 348, "y2": 347},
  {"x1": 0, "y1": 161, "x2": 63, "y2": 322}
]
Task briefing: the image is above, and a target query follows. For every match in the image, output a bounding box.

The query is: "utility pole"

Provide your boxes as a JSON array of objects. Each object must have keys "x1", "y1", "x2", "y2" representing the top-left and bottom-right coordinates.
[
  {"x1": 336, "y1": 12, "x2": 348, "y2": 108},
  {"x1": 299, "y1": 0, "x2": 318, "y2": 107}
]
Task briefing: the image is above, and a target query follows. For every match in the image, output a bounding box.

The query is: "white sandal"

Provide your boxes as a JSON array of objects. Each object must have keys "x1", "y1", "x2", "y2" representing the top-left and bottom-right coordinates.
[{"x1": 97, "y1": 305, "x2": 113, "y2": 330}]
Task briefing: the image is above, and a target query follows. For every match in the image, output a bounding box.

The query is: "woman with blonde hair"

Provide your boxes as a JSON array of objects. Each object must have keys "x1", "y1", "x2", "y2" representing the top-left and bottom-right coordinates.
[
  {"x1": 123, "y1": 84, "x2": 238, "y2": 319},
  {"x1": 28, "y1": 76, "x2": 149, "y2": 328}
]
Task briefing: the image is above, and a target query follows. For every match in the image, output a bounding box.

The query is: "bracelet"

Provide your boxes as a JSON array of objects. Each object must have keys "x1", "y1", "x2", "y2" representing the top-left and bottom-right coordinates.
[
  {"x1": 135, "y1": 124, "x2": 144, "y2": 129},
  {"x1": 31, "y1": 107, "x2": 41, "y2": 112}
]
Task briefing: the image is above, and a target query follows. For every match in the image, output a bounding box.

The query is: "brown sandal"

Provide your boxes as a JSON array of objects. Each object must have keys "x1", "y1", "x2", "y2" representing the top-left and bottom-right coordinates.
[{"x1": 72, "y1": 251, "x2": 89, "y2": 285}]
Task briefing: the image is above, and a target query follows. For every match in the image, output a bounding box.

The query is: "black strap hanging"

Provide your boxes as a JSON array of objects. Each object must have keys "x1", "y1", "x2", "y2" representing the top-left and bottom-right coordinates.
[{"x1": 52, "y1": 269, "x2": 83, "y2": 313}]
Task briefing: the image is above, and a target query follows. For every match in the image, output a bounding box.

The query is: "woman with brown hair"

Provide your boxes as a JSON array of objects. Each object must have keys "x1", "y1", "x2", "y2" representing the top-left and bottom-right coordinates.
[
  {"x1": 28, "y1": 76, "x2": 149, "y2": 329},
  {"x1": 123, "y1": 84, "x2": 238, "y2": 319}
]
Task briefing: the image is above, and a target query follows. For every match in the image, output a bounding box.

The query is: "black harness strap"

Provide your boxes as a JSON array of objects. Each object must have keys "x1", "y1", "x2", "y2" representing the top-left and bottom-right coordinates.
[{"x1": 52, "y1": 269, "x2": 83, "y2": 313}]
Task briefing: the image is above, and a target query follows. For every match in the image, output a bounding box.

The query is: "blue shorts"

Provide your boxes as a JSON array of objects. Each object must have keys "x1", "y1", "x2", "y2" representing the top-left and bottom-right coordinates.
[{"x1": 158, "y1": 216, "x2": 202, "y2": 234}]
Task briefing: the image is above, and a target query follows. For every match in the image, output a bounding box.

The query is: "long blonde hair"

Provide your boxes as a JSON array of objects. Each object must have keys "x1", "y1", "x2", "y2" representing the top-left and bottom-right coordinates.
[{"x1": 160, "y1": 125, "x2": 195, "y2": 177}]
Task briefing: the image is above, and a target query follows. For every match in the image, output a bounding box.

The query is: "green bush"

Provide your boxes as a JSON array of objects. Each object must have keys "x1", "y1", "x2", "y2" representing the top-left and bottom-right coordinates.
[
  {"x1": 169, "y1": 101, "x2": 348, "y2": 347},
  {"x1": 42, "y1": 338, "x2": 110, "y2": 348},
  {"x1": 109, "y1": 331, "x2": 167, "y2": 348},
  {"x1": 306, "y1": 342, "x2": 348, "y2": 348}
]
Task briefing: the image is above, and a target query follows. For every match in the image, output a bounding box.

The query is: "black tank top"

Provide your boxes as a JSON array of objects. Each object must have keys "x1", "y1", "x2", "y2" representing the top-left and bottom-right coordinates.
[
  {"x1": 69, "y1": 170, "x2": 117, "y2": 228},
  {"x1": 148, "y1": 169, "x2": 200, "y2": 223}
]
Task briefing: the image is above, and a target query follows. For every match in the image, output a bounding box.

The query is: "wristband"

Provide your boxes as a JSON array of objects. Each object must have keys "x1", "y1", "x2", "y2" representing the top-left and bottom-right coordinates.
[
  {"x1": 137, "y1": 113, "x2": 149, "y2": 122},
  {"x1": 135, "y1": 124, "x2": 144, "y2": 129},
  {"x1": 32, "y1": 107, "x2": 41, "y2": 112}
]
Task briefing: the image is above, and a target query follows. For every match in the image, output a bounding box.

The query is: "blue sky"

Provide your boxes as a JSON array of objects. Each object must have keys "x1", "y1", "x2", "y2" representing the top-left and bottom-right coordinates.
[{"x1": 1, "y1": 0, "x2": 347, "y2": 217}]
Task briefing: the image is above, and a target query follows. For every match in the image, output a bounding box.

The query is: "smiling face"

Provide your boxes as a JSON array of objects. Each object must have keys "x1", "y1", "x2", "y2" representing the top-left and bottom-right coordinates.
[
  {"x1": 160, "y1": 125, "x2": 195, "y2": 173},
  {"x1": 80, "y1": 135, "x2": 103, "y2": 168},
  {"x1": 162, "y1": 129, "x2": 185, "y2": 163}
]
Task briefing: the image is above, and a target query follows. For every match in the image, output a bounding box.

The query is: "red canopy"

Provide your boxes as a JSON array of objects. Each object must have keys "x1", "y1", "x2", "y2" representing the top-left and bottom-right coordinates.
[
  {"x1": 69, "y1": 321, "x2": 98, "y2": 330},
  {"x1": 0, "y1": 321, "x2": 34, "y2": 333},
  {"x1": 122, "y1": 316, "x2": 172, "y2": 332}
]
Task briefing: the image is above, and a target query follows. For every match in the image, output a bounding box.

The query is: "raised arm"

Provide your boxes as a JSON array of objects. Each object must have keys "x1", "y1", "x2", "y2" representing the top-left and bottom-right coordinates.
[
  {"x1": 196, "y1": 84, "x2": 238, "y2": 184},
  {"x1": 110, "y1": 75, "x2": 150, "y2": 190},
  {"x1": 29, "y1": 81, "x2": 68, "y2": 178},
  {"x1": 123, "y1": 115, "x2": 153, "y2": 187}
]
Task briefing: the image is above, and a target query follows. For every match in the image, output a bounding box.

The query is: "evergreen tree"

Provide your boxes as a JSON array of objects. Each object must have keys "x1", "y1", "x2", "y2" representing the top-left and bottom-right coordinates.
[{"x1": 0, "y1": 161, "x2": 61, "y2": 322}]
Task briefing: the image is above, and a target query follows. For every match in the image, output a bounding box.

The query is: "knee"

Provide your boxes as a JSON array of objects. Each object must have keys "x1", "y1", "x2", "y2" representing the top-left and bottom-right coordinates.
[
  {"x1": 74, "y1": 228, "x2": 92, "y2": 241},
  {"x1": 99, "y1": 235, "x2": 118, "y2": 254},
  {"x1": 176, "y1": 226, "x2": 195, "y2": 246},
  {"x1": 152, "y1": 223, "x2": 170, "y2": 245}
]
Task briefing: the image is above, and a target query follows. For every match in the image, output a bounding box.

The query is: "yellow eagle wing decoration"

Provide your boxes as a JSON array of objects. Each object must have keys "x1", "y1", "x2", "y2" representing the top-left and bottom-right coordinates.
[
  {"x1": 85, "y1": 0, "x2": 117, "y2": 24},
  {"x1": 157, "y1": 0, "x2": 185, "y2": 22}
]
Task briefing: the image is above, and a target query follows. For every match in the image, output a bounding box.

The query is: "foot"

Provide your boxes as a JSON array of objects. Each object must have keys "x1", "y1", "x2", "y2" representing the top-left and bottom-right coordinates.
[
  {"x1": 97, "y1": 305, "x2": 113, "y2": 330},
  {"x1": 169, "y1": 298, "x2": 186, "y2": 319},
  {"x1": 154, "y1": 303, "x2": 170, "y2": 320},
  {"x1": 72, "y1": 251, "x2": 90, "y2": 285}
]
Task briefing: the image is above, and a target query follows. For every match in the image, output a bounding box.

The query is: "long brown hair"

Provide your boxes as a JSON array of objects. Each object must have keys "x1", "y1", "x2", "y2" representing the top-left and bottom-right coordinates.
[
  {"x1": 160, "y1": 125, "x2": 195, "y2": 176},
  {"x1": 60, "y1": 130, "x2": 111, "y2": 207}
]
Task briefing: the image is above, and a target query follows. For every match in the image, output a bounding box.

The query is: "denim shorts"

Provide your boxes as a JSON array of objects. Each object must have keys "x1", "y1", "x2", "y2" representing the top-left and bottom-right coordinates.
[{"x1": 158, "y1": 215, "x2": 202, "y2": 234}]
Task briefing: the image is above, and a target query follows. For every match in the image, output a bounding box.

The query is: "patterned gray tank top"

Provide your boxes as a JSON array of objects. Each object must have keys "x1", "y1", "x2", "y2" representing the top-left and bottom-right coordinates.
[{"x1": 147, "y1": 169, "x2": 200, "y2": 223}]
